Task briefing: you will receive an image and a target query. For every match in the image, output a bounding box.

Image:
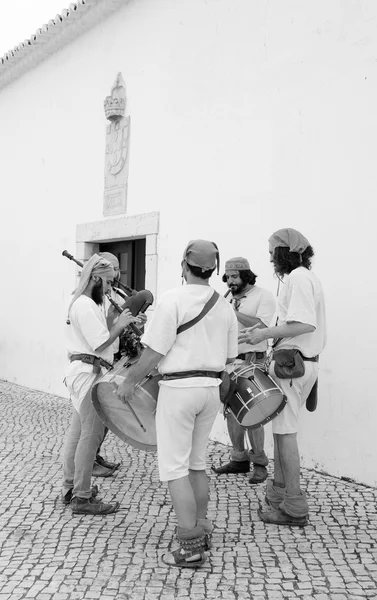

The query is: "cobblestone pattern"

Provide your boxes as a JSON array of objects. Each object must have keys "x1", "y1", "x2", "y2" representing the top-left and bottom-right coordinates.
[{"x1": 0, "y1": 380, "x2": 376, "y2": 600}]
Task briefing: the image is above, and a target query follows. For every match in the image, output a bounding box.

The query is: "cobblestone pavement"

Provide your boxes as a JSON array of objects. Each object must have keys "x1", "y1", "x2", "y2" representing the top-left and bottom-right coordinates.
[{"x1": 0, "y1": 380, "x2": 376, "y2": 600}]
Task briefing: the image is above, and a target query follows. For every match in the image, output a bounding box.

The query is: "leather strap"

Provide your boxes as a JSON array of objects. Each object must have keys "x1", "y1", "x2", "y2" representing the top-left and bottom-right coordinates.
[
  {"x1": 70, "y1": 353, "x2": 113, "y2": 370},
  {"x1": 162, "y1": 370, "x2": 221, "y2": 381},
  {"x1": 237, "y1": 351, "x2": 266, "y2": 361},
  {"x1": 177, "y1": 291, "x2": 220, "y2": 335},
  {"x1": 301, "y1": 354, "x2": 319, "y2": 362}
]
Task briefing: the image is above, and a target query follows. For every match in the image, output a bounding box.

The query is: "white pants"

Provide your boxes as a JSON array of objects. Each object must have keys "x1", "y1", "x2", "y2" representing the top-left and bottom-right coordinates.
[
  {"x1": 156, "y1": 384, "x2": 220, "y2": 481},
  {"x1": 270, "y1": 361, "x2": 319, "y2": 434}
]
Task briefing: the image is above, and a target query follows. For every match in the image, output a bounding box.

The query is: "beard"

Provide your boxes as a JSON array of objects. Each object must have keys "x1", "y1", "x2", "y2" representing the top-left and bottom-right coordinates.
[
  {"x1": 91, "y1": 280, "x2": 104, "y2": 305},
  {"x1": 229, "y1": 280, "x2": 247, "y2": 296}
]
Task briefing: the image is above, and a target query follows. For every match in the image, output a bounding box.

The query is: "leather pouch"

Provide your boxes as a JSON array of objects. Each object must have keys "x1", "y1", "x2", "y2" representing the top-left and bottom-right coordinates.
[
  {"x1": 219, "y1": 371, "x2": 237, "y2": 406},
  {"x1": 273, "y1": 349, "x2": 305, "y2": 379}
]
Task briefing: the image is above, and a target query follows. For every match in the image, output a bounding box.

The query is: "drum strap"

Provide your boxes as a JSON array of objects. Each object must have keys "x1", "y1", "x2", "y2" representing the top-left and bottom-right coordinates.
[
  {"x1": 70, "y1": 353, "x2": 113, "y2": 373},
  {"x1": 176, "y1": 291, "x2": 220, "y2": 335}
]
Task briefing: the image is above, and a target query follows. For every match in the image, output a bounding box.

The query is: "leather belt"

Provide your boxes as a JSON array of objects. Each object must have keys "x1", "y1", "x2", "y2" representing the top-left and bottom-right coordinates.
[
  {"x1": 272, "y1": 350, "x2": 319, "y2": 363},
  {"x1": 70, "y1": 353, "x2": 113, "y2": 370},
  {"x1": 237, "y1": 352, "x2": 266, "y2": 361},
  {"x1": 162, "y1": 370, "x2": 221, "y2": 381},
  {"x1": 301, "y1": 353, "x2": 319, "y2": 362}
]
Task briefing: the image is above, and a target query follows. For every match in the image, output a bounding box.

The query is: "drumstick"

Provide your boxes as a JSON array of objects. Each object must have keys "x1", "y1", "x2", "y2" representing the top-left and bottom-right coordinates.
[
  {"x1": 113, "y1": 389, "x2": 147, "y2": 432},
  {"x1": 125, "y1": 401, "x2": 147, "y2": 433}
]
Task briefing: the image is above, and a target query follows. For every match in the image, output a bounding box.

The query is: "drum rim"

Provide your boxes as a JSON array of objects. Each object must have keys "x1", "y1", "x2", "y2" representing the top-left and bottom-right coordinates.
[
  {"x1": 92, "y1": 382, "x2": 157, "y2": 452},
  {"x1": 232, "y1": 395, "x2": 288, "y2": 430}
]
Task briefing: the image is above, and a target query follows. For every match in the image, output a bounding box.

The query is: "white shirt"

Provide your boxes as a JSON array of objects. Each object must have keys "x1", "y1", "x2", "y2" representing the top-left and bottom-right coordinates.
[
  {"x1": 142, "y1": 284, "x2": 238, "y2": 388},
  {"x1": 230, "y1": 286, "x2": 276, "y2": 354},
  {"x1": 276, "y1": 267, "x2": 327, "y2": 357},
  {"x1": 66, "y1": 295, "x2": 113, "y2": 379}
]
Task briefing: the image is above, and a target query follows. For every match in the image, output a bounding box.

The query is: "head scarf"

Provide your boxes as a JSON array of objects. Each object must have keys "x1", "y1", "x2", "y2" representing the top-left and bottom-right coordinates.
[
  {"x1": 225, "y1": 257, "x2": 250, "y2": 271},
  {"x1": 68, "y1": 254, "x2": 114, "y2": 316},
  {"x1": 98, "y1": 252, "x2": 119, "y2": 270},
  {"x1": 182, "y1": 239, "x2": 220, "y2": 274},
  {"x1": 268, "y1": 228, "x2": 310, "y2": 254}
]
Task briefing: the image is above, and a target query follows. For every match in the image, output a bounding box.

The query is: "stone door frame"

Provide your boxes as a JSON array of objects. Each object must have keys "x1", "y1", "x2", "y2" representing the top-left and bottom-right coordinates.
[{"x1": 75, "y1": 211, "x2": 159, "y2": 301}]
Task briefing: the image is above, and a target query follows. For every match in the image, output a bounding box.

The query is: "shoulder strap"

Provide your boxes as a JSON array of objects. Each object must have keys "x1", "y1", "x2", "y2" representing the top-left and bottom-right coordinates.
[{"x1": 177, "y1": 291, "x2": 220, "y2": 335}]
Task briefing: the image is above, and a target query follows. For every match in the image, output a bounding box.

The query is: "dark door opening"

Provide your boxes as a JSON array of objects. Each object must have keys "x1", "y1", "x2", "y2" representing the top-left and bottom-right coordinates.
[{"x1": 99, "y1": 238, "x2": 146, "y2": 291}]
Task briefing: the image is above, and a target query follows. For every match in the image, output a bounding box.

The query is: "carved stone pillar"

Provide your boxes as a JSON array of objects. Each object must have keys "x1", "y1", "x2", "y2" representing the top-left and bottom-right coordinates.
[{"x1": 103, "y1": 73, "x2": 130, "y2": 216}]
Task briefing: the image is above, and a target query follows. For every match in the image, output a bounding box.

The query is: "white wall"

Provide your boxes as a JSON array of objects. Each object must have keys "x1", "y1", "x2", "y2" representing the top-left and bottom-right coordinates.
[{"x1": 0, "y1": 0, "x2": 376, "y2": 485}]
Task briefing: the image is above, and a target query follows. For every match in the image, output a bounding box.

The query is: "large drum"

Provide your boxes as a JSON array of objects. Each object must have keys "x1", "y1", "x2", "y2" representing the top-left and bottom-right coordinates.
[
  {"x1": 226, "y1": 362, "x2": 287, "y2": 429},
  {"x1": 92, "y1": 355, "x2": 162, "y2": 452}
]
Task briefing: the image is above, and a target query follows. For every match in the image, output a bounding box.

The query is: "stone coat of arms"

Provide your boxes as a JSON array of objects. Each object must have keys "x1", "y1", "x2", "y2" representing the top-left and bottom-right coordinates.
[{"x1": 103, "y1": 73, "x2": 130, "y2": 216}]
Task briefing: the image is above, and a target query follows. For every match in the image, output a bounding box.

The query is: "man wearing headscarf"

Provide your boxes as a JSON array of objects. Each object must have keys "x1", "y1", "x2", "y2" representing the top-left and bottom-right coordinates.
[
  {"x1": 212, "y1": 257, "x2": 276, "y2": 484},
  {"x1": 116, "y1": 240, "x2": 238, "y2": 568},
  {"x1": 239, "y1": 228, "x2": 326, "y2": 527},
  {"x1": 62, "y1": 254, "x2": 141, "y2": 515},
  {"x1": 92, "y1": 252, "x2": 128, "y2": 477}
]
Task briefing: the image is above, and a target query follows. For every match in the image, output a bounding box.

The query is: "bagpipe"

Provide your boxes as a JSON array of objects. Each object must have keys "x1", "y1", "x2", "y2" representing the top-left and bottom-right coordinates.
[{"x1": 62, "y1": 250, "x2": 153, "y2": 338}]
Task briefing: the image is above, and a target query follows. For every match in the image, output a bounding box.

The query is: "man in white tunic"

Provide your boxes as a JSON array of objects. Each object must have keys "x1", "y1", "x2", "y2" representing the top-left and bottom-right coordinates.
[
  {"x1": 117, "y1": 240, "x2": 238, "y2": 568},
  {"x1": 212, "y1": 257, "x2": 276, "y2": 483},
  {"x1": 62, "y1": 254, "x2": 140, "y2": 515},
  {"x1": 239, "y1": 229, "x2": 326, "y2": 527}
]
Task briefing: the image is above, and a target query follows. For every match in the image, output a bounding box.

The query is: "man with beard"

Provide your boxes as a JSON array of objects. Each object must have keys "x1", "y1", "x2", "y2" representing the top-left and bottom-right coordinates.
[
  {"x1": 212, "y1": 257, "x2": 276, "y2": 484},
  {"x1": 62, "y1": 254, "x2": 141, "y2": 515},
  {"x1": 239, "y1": 229, "x2": 326, "y2": 526},
  {"x1": 91, "y1": 252, "x2": 138, "y2": 477}
]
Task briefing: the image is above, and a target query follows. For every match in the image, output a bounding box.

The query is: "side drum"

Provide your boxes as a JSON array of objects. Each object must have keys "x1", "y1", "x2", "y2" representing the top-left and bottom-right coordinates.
[
  {"x1": 92, "y1": 355, "x2": 162, "y2": 452},
  {"x1": 227, "y1": 363, "x2": 287, "y2": 429}
]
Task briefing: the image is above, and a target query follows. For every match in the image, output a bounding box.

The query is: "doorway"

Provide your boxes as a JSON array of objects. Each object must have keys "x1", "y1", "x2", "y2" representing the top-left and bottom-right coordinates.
[{"x1": 99, "y1": 238, "x2": 146, "y2": 291}]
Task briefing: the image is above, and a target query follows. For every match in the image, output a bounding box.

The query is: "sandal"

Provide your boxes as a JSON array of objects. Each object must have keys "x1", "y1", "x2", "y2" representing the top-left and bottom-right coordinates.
[
  {"x1": 92, "y1": 462, "x2": 116, "y2": 478},
  {"x1": 95, "y1": 454, "x2": 121, "y2": 470},
  {"x1": 197, "y1": 518, "x2": 213, "y2": 550},
  {"x1": 162, "y1": 524, "x2": 207, "y2": 569},
  {"x1": 162, "y1": 549, "x2": 206, "y2": 568}
]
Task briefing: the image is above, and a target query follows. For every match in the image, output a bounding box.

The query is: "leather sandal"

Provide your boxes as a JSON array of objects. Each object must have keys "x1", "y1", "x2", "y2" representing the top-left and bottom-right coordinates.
[
  {"x1": 197, "y1": 518, "x2": 213, "y2": 550},
  {"x1": 71, "y1": 496, "x2": 120, "y2": 515},
  {"x1": 61, "y1": 485, "x2": 99, "y2": 506},
  {"x1": 92, "y1": 461, "x2": 116, "y2": 478},
  {"x1": 211, "y1": 460, "x2": 250, "y2": 474},
  {"x1": 162, "y1": 548, "x2": 206, "y2": 568},
  {"x1": 265, "y1": 496, "x2": 281, "y2": 510},
  {"x1": 258, "y1": 506, "x2": 308, "y2": 527},
  {"x1": 95, "y1": 454, "x2": 121, "y2": 470},
  {"x1": 248, "y1": 465, "x2": 268, "y2": 485},
  {"x1": 163, "y1": 525, "x2": 207, "y2": 568}
]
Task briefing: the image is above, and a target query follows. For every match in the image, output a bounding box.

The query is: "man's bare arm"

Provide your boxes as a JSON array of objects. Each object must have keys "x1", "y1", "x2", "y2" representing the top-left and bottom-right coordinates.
[{"x1": 235, "y1": 311, "x2": 267, "y2": 329}]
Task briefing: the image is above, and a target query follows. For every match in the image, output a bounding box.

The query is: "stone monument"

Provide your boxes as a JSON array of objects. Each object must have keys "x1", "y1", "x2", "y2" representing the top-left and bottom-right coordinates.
[{"x1": 103, "y1": 73, "x2": 130, "y2": 216}]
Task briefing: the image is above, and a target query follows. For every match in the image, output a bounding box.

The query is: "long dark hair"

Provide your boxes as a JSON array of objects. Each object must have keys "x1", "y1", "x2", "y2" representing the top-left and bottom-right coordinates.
[
  {"x1": 222, "y1": 269, "x2": 257, "y2": 285},
  {"x1": 272, "y1": 246, "x2": 314, "y2": 276},
  {"x1": 187, "y1": 263, "x2": 216, "y2": 280}
]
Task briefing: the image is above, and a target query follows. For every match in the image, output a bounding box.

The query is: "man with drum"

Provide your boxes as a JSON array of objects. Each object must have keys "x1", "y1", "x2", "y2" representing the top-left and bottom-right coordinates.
[
  {"x1": 212, "y1": 257, "x2": 276, "y2": 484},
  {"x1": 116, "y1": 240, "x2": 238, "y2": 568},
  {"x1": 239, "y1": 229, "x2": 326, "y2": 526},
  {"x1": 62, "y1": 254, "x2": 142, "y2": 515}
]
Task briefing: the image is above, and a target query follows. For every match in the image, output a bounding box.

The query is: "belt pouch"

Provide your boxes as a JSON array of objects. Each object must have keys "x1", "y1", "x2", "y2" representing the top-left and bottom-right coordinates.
[{"x1": 273, "y1": 349, "x2": 305, "y2": 380}]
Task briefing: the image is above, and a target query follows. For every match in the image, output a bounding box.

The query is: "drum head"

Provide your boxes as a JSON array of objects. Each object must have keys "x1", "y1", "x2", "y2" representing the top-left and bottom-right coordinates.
[{"x1": 92, "y1": 379, "x2": 158, "y2": 452}]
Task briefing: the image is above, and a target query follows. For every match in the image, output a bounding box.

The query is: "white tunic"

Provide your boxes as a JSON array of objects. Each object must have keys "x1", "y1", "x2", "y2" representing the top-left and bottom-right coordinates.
[
  {"x1": 276, "y1": 267, "x2": 327, "y2": 358},
  {"x1": 142, "y1": 284, "x2": 238, "y2": 388}
]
